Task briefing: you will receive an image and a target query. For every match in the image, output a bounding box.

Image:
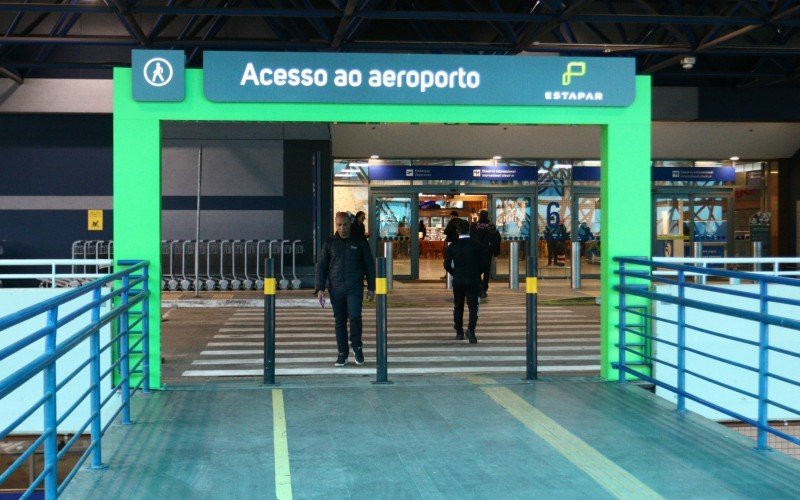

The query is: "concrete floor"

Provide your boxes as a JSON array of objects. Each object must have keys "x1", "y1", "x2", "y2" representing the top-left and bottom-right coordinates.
[{"x1": 64, "y1": 376, "x2": 800, "y2": 499}]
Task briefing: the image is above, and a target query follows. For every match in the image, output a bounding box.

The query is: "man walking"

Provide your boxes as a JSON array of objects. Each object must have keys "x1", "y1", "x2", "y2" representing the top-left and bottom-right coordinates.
[
  {"x1": 470, "y1": 209, "x2": 501, "y2": 299},
  {"x1": 444, "y1": 218, "x2": 488, "y2": 343},
  {"x1": 316, "y1": 212, "x2": 376, "y2": 367}
]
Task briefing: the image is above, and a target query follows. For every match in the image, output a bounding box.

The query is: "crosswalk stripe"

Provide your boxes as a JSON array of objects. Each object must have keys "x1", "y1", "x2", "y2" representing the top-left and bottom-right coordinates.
[
  {"x1": 212, "y1": 335, "x2": 597, "y2": 344},
  {"x1": 220, "y1": 324, "x2": 599, "y2": 333},
  {"x1": 202, "y1": 347, "x2": 600, "y2": 355},
  {"x1": 191, "y1": 355, "x2": 599, "y2": 365},
  {"x1": 203, "y1": 345, "x2": 600, "y2": 353},
  {"x1": 182, "y1": 365, "x2": 602, "y2": 377}
]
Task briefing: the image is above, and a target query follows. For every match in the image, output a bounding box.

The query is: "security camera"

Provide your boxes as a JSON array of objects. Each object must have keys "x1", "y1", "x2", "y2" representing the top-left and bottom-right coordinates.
[{"x1": 681, "y1": 56, "x2": 696, "y2": 70}]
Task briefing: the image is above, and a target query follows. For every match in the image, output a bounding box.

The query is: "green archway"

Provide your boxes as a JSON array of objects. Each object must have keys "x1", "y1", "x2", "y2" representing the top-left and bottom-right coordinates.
[{"x1": 114, "y1": 66, "x2": 651, "y2": 389}]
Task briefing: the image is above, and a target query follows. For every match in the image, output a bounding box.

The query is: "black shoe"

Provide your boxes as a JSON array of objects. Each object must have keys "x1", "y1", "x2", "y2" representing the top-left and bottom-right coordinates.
[
  {"x1": 454, "y1": 331, "x2": 465, "y2": 340},
  {"x1": 354, "y1": 348, "x2": 365, "y2": 365},
  {"x1": 334, "y1": 353, "x2": 348, "y2": 367},
  {"x1": 467, "y1": 330, "x2": 478, "y2": 344}
]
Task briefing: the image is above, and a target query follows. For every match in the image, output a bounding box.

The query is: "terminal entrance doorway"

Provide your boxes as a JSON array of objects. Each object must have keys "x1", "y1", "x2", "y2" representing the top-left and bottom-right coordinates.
[
  {"x1": 370, "y1": 189, "x2": 533, "y2": 282},
  {"x1": 653, "y1": 189, "x2": 732, "y2": 259}
]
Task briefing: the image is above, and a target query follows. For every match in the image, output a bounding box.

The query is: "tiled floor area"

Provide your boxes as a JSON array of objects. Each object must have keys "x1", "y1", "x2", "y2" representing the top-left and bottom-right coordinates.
[{"x1": 64, "y1": 376, "x2": 800, "y2": 498}]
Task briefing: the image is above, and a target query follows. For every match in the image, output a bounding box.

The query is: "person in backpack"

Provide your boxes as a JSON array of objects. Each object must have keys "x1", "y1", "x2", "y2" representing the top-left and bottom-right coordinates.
[
  {"x1": 470, "y1": 210, "x2": 500, "y2": 299},
  {"x1": 440, "y1": 210, "x2": 463, "y2": 279}
]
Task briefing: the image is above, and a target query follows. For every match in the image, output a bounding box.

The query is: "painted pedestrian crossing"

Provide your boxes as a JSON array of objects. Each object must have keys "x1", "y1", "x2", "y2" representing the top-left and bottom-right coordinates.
[{"x1": 181, "y1": 305, "x2": 601, "y2": 378}]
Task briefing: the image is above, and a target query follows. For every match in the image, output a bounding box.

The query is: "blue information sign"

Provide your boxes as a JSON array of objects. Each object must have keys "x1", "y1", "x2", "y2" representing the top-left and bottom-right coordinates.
[
  {"x1": 572, "y1": 166, "x2": 735, "y2": 182},
  {"x1": 203, "y1": 52, "x2": 635, "y2": 107},
  {"x1": 369, "y1": 165, "x2": 540, "y2": 181},
  {"x1": 132, "y1": 50, "x2": 185, "y2": 102}
]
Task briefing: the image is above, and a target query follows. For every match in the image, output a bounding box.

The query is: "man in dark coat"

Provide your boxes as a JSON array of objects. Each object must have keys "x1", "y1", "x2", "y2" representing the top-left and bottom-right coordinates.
[
  {"x1": 444, "y1": 218, "x2": 489, "y2": 343},
  {"x1": 470, "y1": 209, "x2": 501, "y2": 299},
  {"x1": 316, "y1": 212, "x2": 376, "y2": 367}
]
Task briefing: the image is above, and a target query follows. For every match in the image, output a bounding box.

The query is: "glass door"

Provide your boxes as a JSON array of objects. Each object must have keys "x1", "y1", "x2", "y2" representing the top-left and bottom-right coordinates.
[
  {"x1": 572, "y1": 192, "x2": 601, "y2": 278},
  {"x1": 655, "y1": 196, "x2": 691, "y2": 257},
  {"x1": 691, "y1": 196, "x2": 729, "y2": 259},
  {"x1": 494, "y1": 194, "x2": 535, "y2": 279},
  {"x1": 371, "y1": 194, "x2": 417, "y2": 279}
]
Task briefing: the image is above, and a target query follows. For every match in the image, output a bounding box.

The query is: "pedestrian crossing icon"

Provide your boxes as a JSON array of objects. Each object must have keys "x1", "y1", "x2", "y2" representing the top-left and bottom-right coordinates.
[{"x1": 143, "y1": 57, "x2": 174, "y2": 87}]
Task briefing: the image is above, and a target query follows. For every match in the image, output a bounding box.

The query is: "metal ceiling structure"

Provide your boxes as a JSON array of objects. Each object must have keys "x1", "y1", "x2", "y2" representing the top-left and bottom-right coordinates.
[{"x1": 1, "y1": 0, "x2": 800, "y2": 88}]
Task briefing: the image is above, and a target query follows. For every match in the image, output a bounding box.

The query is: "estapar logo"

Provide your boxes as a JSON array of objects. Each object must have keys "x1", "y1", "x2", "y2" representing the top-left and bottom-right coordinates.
[{"x1": 562, "y1": 61, "x2": 586, "y2": 86}]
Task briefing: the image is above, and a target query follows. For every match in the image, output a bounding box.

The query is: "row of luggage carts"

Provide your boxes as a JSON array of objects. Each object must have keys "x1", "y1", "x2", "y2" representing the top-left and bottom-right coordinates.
[
  {"x1": 51, "y1": 240, "x2": 116, "y2": 288},
  {"x1": 161, "y1": 239, "x2": 304, "y2": 292}
]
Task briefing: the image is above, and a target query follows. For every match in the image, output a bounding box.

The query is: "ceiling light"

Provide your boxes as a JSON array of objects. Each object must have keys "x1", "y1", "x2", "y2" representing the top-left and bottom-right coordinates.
[
  {"x1": 370, "y1": 155, "x2": 380, "y2": 159},
  {"x1": 492, "y1": 155, "x2": 502, "y2": 160},
  {"x1": 729, "y1": 156, "x2": 740, "y2": 161}
]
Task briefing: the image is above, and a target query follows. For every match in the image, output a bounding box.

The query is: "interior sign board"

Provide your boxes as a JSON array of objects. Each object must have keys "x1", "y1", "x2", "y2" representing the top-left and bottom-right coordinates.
[
  {"x1": 88, "y1": 210, "x2": 103, "y2": 231},
  {"x1": 368, "y1": 165, "x2": 540, "y2": 181},
  {"x1": 132, "y1": 50, "x2": 186, "y2": 102},
  {"x1": 204, "y1": 52, "x2": 635, "y2": 107}
]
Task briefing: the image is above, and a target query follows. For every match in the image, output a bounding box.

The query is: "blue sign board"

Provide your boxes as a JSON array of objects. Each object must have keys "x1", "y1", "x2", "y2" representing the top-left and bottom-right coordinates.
[
  {"x1": 369, "y1": 165, "x2": 540, "y2": 181},
  {"x1": 132, "y1": 50, "x2": 185, "y2": 102},
  {"x1": 572, "y1": 166, "x2": 735, "y2": 182},
  {"x1": 652, "y1": 167, "x2": 736, "y2": 182},
  {"x1": 203, "y1": 52, "x2": 635, "y2": 107}
]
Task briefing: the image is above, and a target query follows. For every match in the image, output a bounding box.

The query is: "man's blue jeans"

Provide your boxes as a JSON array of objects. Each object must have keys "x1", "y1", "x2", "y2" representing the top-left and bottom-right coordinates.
[{"x1": 329, "y1": 288, "x2": 364, "y2": 355}]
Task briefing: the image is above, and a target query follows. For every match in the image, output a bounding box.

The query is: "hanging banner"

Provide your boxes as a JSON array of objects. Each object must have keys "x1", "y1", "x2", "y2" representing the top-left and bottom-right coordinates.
[{"x1": 204, "y1": 52, "x2": 636, "y2": 107}]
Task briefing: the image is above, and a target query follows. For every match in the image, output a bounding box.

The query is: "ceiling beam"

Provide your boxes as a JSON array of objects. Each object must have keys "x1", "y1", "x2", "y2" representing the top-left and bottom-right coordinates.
[
  {"x1": 331, "y1": 0, "x2": 360, "y2": 48},
  {"x1": 105, "y1": 0, "x2": 147, "y2": 45}
]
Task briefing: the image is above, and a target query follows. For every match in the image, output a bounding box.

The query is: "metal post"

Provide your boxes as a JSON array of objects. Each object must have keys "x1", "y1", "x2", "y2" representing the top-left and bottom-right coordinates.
[
  {"x1": 383, "y1": 240, "x2": 393, "y2": 291},
  {"x1": 194, "y1": 147, "x2": 203, "y2": 298},
  {"x1": 43, "y1": 309, "x2": 58, "y2": 498},
  {"x1": 88, "y1": 287, "x2": 108, "y2": 468},
  {"x1": 263, "y1": 258, "x2": 276, "y2": 385},
  {"x1": 120, "y1": 273, "x2": 131, "y2": 425},
  {"x1": 571, "y1": 241, "x2": 581, "y2": 289},
  {"x1": 693, "y1": 242, "x2": 704, "y2": 284},
  {"x1": 375, "y1": 257, "x2": 390, "y2": 384},
  {"x1": 757, "y1": 280, "x2": 769, "y2": 451},
  {"x1": 752, "y1": 241, "x2": 763, "y2": 273},
  {"x1": 677, "y1": 269, "x2": 686, "y2": 413},
  {"x1": 142, "y1": 264, "x2": 150, "y2": 394},
  {"x1": 525, "y1": 256, "x2": 538, "y2": 381},
  {"x1": 509, "y1": 240, "x2": 519, "y2": 290}
]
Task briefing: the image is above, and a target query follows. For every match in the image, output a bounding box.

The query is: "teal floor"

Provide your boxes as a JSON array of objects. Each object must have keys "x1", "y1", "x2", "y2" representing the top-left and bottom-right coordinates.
[{"x1": 64, "y1": 376, "x2": 800, "y2": 499}]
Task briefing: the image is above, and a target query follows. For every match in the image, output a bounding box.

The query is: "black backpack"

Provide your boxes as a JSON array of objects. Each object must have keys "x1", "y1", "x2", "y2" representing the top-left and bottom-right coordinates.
[{"x1": 471, "y1": 222, "x2": 501, "y2": 257}]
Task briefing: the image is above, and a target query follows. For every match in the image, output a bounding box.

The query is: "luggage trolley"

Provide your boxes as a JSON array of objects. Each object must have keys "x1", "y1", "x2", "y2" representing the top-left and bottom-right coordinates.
[
  {"x1": 230, "y1": 240, "x2": 244, "y2": 290},
  {"x1": 167, "y1": 240, "x2": 180, "y2": 291},
  {"x1": 180, "y1": 240, "x2": 194, "y2": 291},
  {"x1": 218, "y1": 240, "x2": 232, "y2": 291},
  {"x1": 204, "y1": 240, "x2": 218, "y2": 291},
  {"x1": 242, "y1": 240, "x2": 256, "y2": 290},
  {"x1": 255, "y1": 239, "x2": 267, "y2": 290},
  {"x1": 278, "y1": 239, "x2": 290, "y2": 290},
  {"x1": 290, "y1": 240, "x2": 302, "y2": 289}
]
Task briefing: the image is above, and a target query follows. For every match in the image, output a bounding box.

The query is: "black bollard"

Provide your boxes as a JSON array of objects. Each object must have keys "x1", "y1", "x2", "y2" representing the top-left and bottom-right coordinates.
[
  {"x1": 526, "y1": 255, "x2": 538, "y2": 380},
  {"x1": 263, "y1": 258, "x2": 276, "y2": 385},
  {"x1": 375, "y1": 257, "x2": 390, "y2": 384}
]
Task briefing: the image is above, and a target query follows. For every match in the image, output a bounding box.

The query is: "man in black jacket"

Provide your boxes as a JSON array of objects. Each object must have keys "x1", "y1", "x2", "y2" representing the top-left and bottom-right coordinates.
[
  {"x1": 444, "y1": 218, "x2": 489, "y2": 343},
  {"x1": 316, "y1": 212, "x2": 376, "y2": 367},
  {"x1": 440, "y1": 210, "x2": 462, "y2": 279}
]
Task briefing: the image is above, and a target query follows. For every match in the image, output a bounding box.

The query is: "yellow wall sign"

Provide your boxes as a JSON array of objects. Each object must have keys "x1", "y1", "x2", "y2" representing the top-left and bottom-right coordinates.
[{"x1": 88, "y1": 210, "x2": 104, "y2": 231}]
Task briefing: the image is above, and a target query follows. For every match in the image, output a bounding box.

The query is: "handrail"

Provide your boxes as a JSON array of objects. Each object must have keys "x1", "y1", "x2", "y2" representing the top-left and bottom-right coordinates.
[
  {"x1": 0, "y1": 259, "x2": 114, "y2": 288},
  {"x1": 612, "y1": 256, "x2": 800, "y2": 452},
  {"x1": 0, "y1": 260, "x2": 151, "y2": 498}
]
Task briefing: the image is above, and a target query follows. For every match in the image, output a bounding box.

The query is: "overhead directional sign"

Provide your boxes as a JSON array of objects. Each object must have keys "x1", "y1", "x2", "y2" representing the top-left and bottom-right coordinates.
[{"x1": 203, "y1": 52, "x2": 635, "y2": 107}]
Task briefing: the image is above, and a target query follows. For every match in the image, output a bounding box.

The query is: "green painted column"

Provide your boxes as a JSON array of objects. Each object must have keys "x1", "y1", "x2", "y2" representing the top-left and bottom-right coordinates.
[
  {"x1": 600, "y1": 117, "x2": 652, "y2": 381},
  {"x1": 113, "y1": 74, "x2": 162, "y2": 389}
]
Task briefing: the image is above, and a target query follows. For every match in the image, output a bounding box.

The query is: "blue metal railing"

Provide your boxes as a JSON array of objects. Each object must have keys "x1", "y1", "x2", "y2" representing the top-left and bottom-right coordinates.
[
  {"x1": 0, "y1": 260, "x2": 150, "y2": 498},
  {"x1": 613, "y1": 257, "x2": 800, "y2": 451}
]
